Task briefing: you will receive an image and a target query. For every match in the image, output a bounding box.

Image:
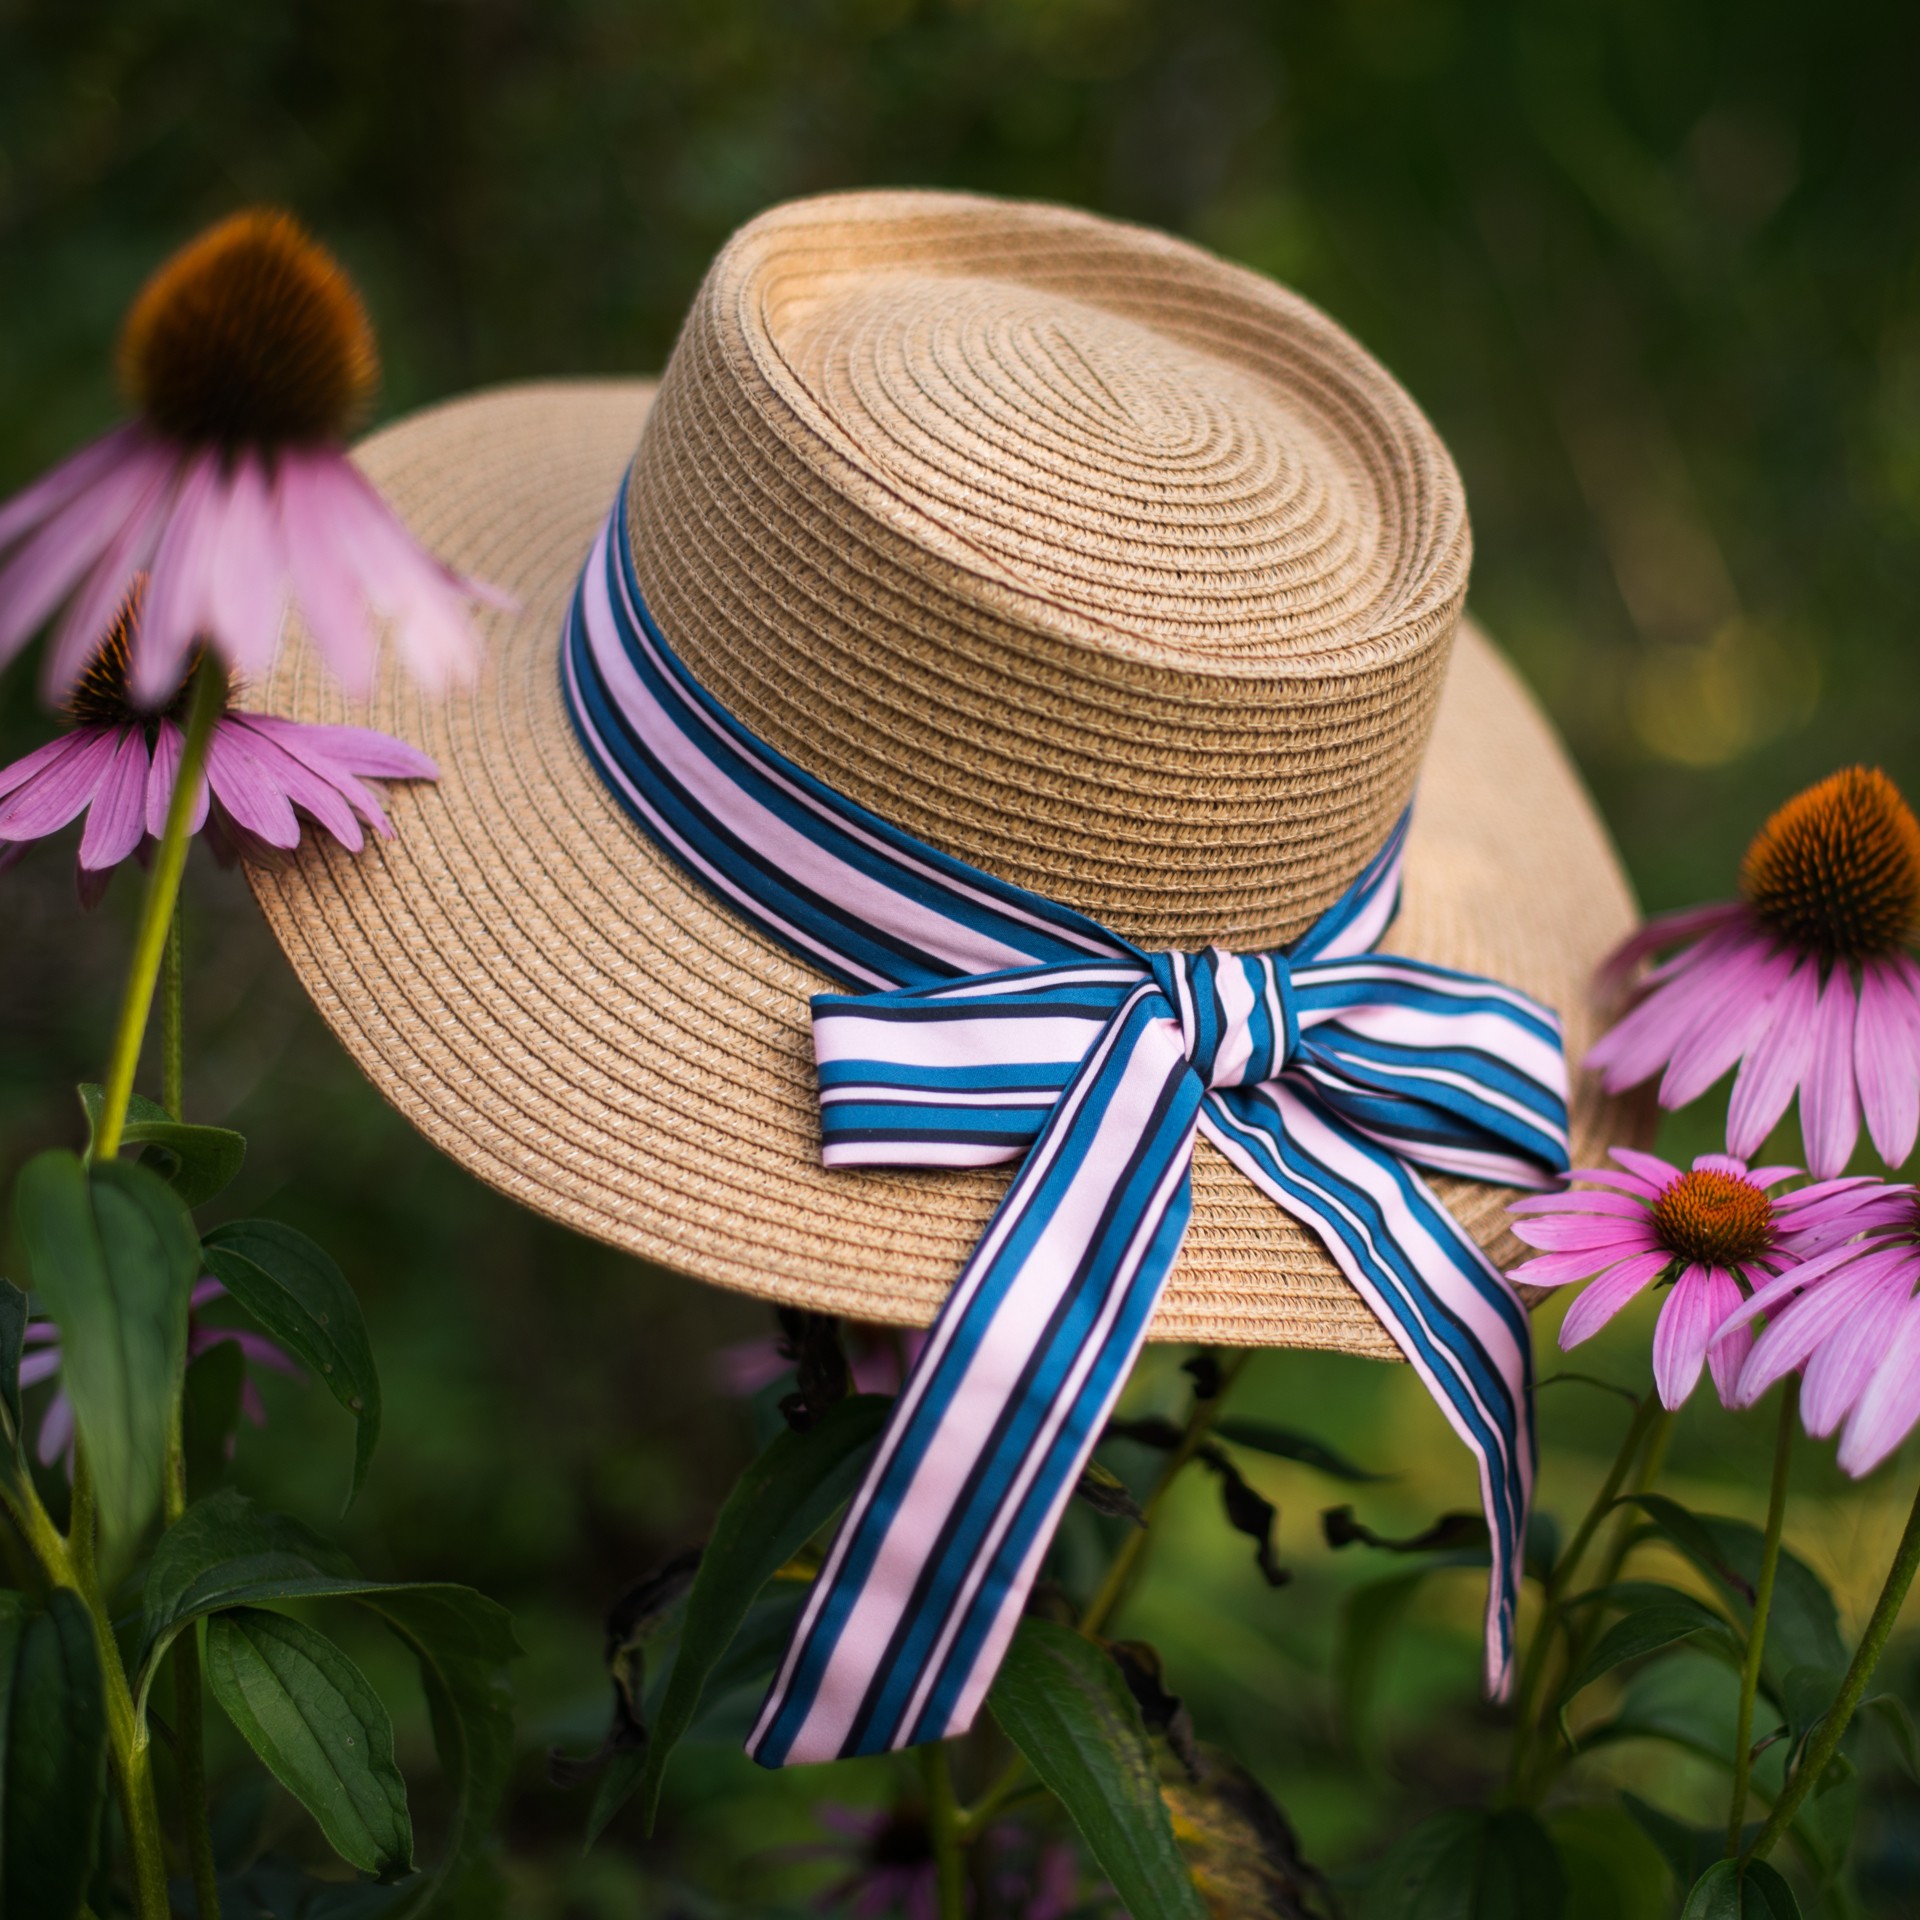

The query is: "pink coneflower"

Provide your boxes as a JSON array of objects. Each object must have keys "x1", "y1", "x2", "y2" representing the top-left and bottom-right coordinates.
[
  {"x1": 1723, "y1": 1189, "x2": 1920, "y2": 1475},
  {"x1": 0, "y1": 209, "x2": 494, "y2": 704},
  {"x1": 1588, "y1": 769, "x2": 1920, "y2": 1178},
  {"x1": 21, "y1": 1278, "x2": 301, "y2": 1467},
  {"x1": 1508, "y1": 1148, "x2": 1902, "y2": 1409},
  {"x1": 0, "y1": 578, "x2": 436, "y2": 902}
]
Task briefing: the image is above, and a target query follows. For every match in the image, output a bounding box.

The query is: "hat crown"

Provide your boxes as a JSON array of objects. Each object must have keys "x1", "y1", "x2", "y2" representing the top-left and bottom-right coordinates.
[{"x1": 626, "y1": 190, "x2": 1470, "y2": 949}]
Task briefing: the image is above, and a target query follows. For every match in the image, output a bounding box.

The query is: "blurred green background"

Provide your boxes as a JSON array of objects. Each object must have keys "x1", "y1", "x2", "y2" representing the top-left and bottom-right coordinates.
[{"x1": 3, "y1": 0, "x2": 1918, "y2": 1913}]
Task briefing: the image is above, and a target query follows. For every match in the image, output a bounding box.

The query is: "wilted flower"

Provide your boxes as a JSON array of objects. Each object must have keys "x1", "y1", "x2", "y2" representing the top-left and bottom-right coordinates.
[
  {"x1": 0, "y1": 577, "x2": 436, "y2": 901},
  {"x1": 1588, "y1": 768, "x2": 1920, "y2": 1177},
  {"x1": 714, "y1": 1315, "x2": 926, "y2": 1400},
  {"x1": 0, "y1": 209, "x2": 495, "y2": 704},
  {"x1": 1724, "y1": 1189, "x2": 1920, "y2": 1475},
  {"x1": 21, "y1": 1279, "x2": 301, "y2": 1467},
  {"x1": 1509, "y1": 1147, "x2": 1903, "y2": 1409}
]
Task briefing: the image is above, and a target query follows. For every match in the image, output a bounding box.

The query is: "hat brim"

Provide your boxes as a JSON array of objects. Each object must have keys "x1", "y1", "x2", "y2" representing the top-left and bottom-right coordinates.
[{"x1": 251, "y1": 379, "x2": 1649, "y2": 1357}]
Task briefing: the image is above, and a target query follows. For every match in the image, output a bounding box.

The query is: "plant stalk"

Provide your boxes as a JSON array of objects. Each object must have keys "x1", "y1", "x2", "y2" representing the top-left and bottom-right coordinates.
[
  {"x1": 921, "y1": 1740, "x2": 967, "y2": 1920},
  {"x1": 93, "y1": 659, "x2": 221, "y2": 1161},
  {"x1": 167, "y1": 1421, "x2": 221, "y2": 1917},
  {"x1": 1079, "y1": 1352, "x2": 1252, "y2": 1639},
  {"x1": 1727, "y1": 1383, "x2": 1796, "y2": 1854},
  {"x1": 1749, "y1": 1473, "x2": 1920, "y2": 1861},
  {"x1": 1506, "y1": 1390, "x2": 1664, "y2": 1794},
  {"x1": 161, "y1": 909, "x2": 184, "y2": 1122},
  {"x1": 0, "y1": 1465, "x2": 170, "y2": 1918}
]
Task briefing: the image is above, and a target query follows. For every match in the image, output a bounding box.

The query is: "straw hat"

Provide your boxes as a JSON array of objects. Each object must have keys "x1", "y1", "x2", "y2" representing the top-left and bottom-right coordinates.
[{"x1": 248, "y1": 190, "x2": 1644, "y2": 1358}]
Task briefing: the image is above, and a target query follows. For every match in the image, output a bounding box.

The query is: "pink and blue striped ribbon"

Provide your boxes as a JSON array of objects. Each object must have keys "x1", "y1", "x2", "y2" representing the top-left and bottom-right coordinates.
[{"x1": 562, "y1": 475, "x2": 1571, "y2": 1765}]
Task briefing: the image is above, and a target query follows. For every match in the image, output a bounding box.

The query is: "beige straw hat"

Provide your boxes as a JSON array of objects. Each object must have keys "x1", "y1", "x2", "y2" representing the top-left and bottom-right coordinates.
[{"x1": 249, "y1": 190, "x2": 1645, "y2": 1358}]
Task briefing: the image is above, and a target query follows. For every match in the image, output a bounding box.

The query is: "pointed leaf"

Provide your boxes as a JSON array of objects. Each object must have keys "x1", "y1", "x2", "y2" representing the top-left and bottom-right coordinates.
[
  {"x1": 202, "y1": 1219, "x2": 380, "y2": 1508},
  {"x1": 12, "y1": 1153, "x2": 197, "y2": 1557},
  {"x1": 1619, "y1": 1792, "x2": 1722, "y2": 1890},
  {"x1": 629, "y1": 1392, "x2": 890, "y2": 1835},
  {"x1": 1680, "y1": 1859, "x2": 1802, "y2": 1919},
  {"x1": 1362, "y1": 1807, "x2": 1565, "y2": 1919},
  {"x1": 1559, "y1": 1593, "x2": 1736, "y2": 1706},
  {"x1": 79, "y1": 1084, "x2": 246, "y2": 1207},
  {"x1": 366, "y1": 1588, "x2": 515, "y2": 1904},
  {"x1": 137, "y1": 1490, "x2": 516, "y2": 1716},
  {"x1": 206, "y1": 1608, "x2": 412, "y2": 1877},
  {"x1": 988, "y1": 1619, "x2": 1208, "y2": 1920},
  {"x1": 0, "y1": 1588, "x2": 106, "y2": 1919}
]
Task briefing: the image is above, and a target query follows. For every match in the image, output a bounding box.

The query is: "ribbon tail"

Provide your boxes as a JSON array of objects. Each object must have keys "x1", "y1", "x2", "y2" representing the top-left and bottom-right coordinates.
[
  {"x1": 749, "y1": 987, "x2": 1200, "y2": 1765},
  {"x1": 1201, "y1": 1083, "x2": 1536, "y2": 1697}
]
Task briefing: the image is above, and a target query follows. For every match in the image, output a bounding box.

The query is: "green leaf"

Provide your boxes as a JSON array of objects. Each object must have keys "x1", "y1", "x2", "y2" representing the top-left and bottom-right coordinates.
[
  {"x1": 0, "y1": 1281, "x2": 25, "y2": 1461},
  {"x1": 202, "y1": 1219, "x2": 381, "y2": 1509},
  {"x1": 368, "y1": 1588, "x2": 515, "y2": 1906},
  {"x1": 137, "y1": 1490, "x2": 516, "y2": 1716},
  {"x1": 1696, "y1": 1517, "x2": 1845, "y2": 1683},
  {"x1": 1680, "y1": 1859, "x2": 1802, "y2": 1919},
  {"x1": 11, "y1": 1153, "x2": 197, "y2": 1557},
  {"x1": 988, "y1": 1619, "x2": 1209, "y2": 1920},
  {"x1": 206, "y1": 1609, "x2": 413, "y2": 1878},
  {"x1": 1212, "y1": 1420, "x2": 1389, "y2": 1482},
  {"x1": 631, "y1": 1392, "x2": 890, "y2": 1834},
  {"x1": 0, "y1": 1588, "x2": 106, "y2": 1919},
  {"x1": 1558, "y1": 1591, "x2": 1736, "y2": 1707},
  {"x1": 1860, "y1": 1690, "x2": 1920, "y2": 1779},
  {"x1": 1619, "y1": 1793, "x2": 1722, "y2": 1891},
  {"x1": 181, "y1": 1338, "x2": 246, "y2": 1502},
  {"x1": 1363, "y1": 1807, "x2": 1566, "y2": 1920},
  {"x1": 1616, "y1": 1495, "x2": 1754, "y2": 1601},
  {"x1": 1336, "y1": 1569, "x2": 1431, "y2": 1761},
  {"x1": 1544, "y1": 1804, "x2": 1671, "y2": 1920},
  {"x1": 78, "y1": 1083, "x2": 246, "y2": 1207}
]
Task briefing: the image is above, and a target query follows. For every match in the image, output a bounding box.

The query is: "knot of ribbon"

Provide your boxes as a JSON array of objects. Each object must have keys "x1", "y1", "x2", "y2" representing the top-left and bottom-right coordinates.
[{"x1": 562, "y1": 477, "x2": 1573, "y2": 1770}]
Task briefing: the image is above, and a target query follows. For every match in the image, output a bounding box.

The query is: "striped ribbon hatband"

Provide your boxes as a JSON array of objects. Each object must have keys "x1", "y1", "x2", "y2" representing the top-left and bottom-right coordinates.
[{"x1": 561, "y1": 474, "x2": 1571, "y2": 1766}]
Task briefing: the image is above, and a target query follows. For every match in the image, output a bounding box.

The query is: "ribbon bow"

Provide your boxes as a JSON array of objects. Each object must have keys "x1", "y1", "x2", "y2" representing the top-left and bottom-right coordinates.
[{"x1": 562, "y1": 477, "x2": 1572, "y2": 1770}]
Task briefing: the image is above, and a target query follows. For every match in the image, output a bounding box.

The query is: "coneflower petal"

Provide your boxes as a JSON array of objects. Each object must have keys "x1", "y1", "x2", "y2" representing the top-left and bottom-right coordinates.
[
  {"x1": 146, "y1": 718, "x2": 212, "y2": 841},
  {"x1": 278, "y1": 454, "x2": 376, "y2": 693},
  {"x1": 1838, "y1": 1301, "x2": 1920, "y2": 1477},
  {"x1": 245, "y1": 713, "x2": 437, "y2": 782},
  {"x1": 77, "y1": 727, "x2": 151, "y2": 871},
  {"x1": 44, "y1": 456, "x2": 179, "y2": 695},
  {"x1": 1658, "y1": 941, "x2": 1796, "y2": 1108},
  {"x1": 1727, "y1": 956, "x2": 1820, "y2": 1157},
  {"x1": 0, "y1": 729, "x2": 117, "y2": 839},
  {"x1": 135, "y1": 451, "x2": 228, "y2": 706},
  {"x1": 220, "y1": 718, "x2": 363, "y2": 851},
  {"x1": 1800, "y1": 968, "x2": 1863, "y2": 1178},
  {"x1": 204, "y1": 720, "x2": 301, "y2": 848},
  {"x1": 0, "y1": 435, "x2": 173, "y2": 663},
  {"x1": 0, "y1": 422, "x2": 148, "y2": 552},
  {"x1": 1556, "y1": 1248, "x2": 1670, "y2": 1347},
  {"x1": 1594, "y1": 901, "x2": 1750, "y2": 998},
  {"x1": 205, "y1": 453, "x2": 291, "y2": 679},
  {"x1": 1802, "y1": 1263, "x2": 1912, "y2": 1436},
  {"x1": 0, "y1": 731, "x2": 90, "y2": 804},
  {"x1": 1651, "y1": 1265, "x2": 1725, "y2": 1410},
  {"x1": 1857, "y1": 959, "x2": 1920, "y2": 1169}
]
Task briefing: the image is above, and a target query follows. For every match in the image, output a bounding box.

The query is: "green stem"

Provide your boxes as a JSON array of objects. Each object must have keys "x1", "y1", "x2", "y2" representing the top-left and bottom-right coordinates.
[
  {"x1": 167, "y1": 1422, "x2": 220, "y2": 1917},
  {"x1": 1748, "y1": 1473, "x2": 1920, "y2": 1862},
  {"x1": 1079, "y1": 1353, "x2": 1252, "y2": 1639},
  {"x1": 1506, "y1": 1391, "x2": 1664, "y2": 1795},
  {"x1": 161, "y1": 909, "x2": 184, "y2": 1122},
  {"x1": 920, "y1": 1741, "x2": 967, "y2": 1920},
  {"x1": 0, "y1": 1467, "x2": 170, "y2": 1919},
  {"x1": 93, "y1": 659, "x2": 221, "y2": 1161},
  {"x1": 1727, "y1": 1383, "x2": 1796, "y2": 1855},
  {"x1": 957, "y1": 1752, "x2": 1030, "y2": 1843}
]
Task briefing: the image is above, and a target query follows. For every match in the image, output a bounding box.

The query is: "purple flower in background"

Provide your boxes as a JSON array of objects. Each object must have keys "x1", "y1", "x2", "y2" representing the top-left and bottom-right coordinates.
[
  {"x1": 1509, "y1": 1147, "x2": 1904, "y2": 1409},
  {"x1": 0, "y1": 576, "x2": 437, "y2": 902},
  {"x1": 1588, "y1": 768, "x2": 1920, "y2": 1178},
  {"x1": 714, "y1": 1317, "x2": 927, "y2": 1400},
  {"x1": 21, "y1": 1279, "x2": 301, "y2": 1467},
  {"x1": 794, "y1": 1802, "x2": 1088, "y2": 1920},
  {"x1": 1723, "y1": 1189, "x2": 1920, "y2": 1476},
  {"x1": 0, "y1": 209, "x2": 496, "y2": 704}
]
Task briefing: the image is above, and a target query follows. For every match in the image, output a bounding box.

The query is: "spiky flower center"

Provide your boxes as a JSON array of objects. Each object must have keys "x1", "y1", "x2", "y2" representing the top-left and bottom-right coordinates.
[
  {"x1": 1741, "y1": 767, "x2": 1920, "y2": 960},
  {"x1": 1650, "y1": 1168, "x2": 1774, "y2": 1269},
  {"x1": 64, "y1": 577, "x2": 228, "y2": 726},
  {"x1": 119, "y1": 209, "x2": 377, "y2": 449}
]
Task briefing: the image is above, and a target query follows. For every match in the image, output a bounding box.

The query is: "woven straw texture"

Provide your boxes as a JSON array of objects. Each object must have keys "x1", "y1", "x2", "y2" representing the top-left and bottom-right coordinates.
[{"x1": 250, "y1": 191, "x2": 1648, "y2": 1356}]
